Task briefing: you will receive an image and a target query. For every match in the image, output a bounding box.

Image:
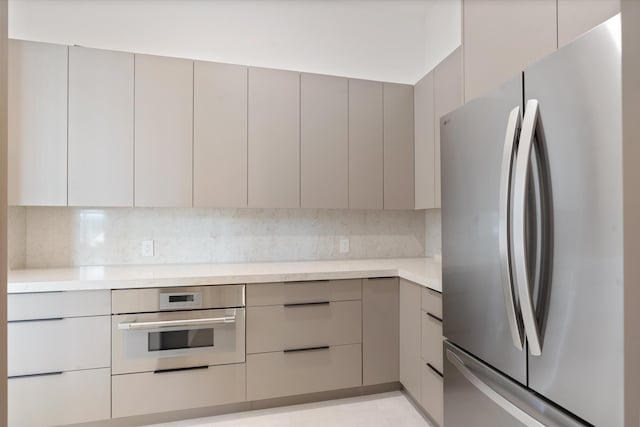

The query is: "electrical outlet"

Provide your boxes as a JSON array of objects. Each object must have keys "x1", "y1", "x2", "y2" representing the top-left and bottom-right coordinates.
[
  {"x1": 339, "y1": 238, "x2": 350, "y2": 254},
  {"x1": 142, "y1": 240, "x2": 154, "y2": 257}
]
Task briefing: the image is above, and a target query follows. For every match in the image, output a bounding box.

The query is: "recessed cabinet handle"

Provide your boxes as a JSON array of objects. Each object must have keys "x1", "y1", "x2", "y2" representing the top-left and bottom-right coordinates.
[
  {"x1": 284, "y1": 301, "x2": 330, "y2": 308},
  {"x1": 284, "y1": 346, "x2": 330, "y2": 354},
  {"x1": 9, "y1": 371, "x2": 63, "y2": 379},
  {"x1": 427, "y1": 312, "x2": 443, "y2": 323},
  {"x1": 427, "y1": 363, "x2": 443, "y2": 378},
  {"x1": 154, "y1": 365, "x2": 209, "y2": 374}
]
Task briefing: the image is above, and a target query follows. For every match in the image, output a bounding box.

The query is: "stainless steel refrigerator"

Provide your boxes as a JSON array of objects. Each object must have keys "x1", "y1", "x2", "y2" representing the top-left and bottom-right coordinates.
[{"x1": 441, "y1": 15, "x2": 623, "y2": 427}]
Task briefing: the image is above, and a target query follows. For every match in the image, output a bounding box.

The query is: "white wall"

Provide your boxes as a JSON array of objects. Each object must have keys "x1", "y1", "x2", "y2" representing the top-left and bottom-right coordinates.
[{"x1": 8, "y1": 0, "x2": 461, "y2": 84}]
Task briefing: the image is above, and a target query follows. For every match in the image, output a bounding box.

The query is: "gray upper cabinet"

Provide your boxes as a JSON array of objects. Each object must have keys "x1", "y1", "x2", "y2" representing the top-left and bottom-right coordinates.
[
  {"x1": 434, "y1": 47, "x2": 463, "y2": 209},
  {"x1": 193, "y1": 61, "x2": 248, "y2": 208},
  {"x1": 349, "y1": 79, "x2": 383, "y2": 210},
  {"x1": 383, "y1": 83, "x2": 414, "y2": 210},
  {"x1": 557, "y1": 0, "x2": 620, "y2": 47},
  {"x1": 413, "y1": 72, "x2": 435, "y2": 210},
  {"x1": 463, "y1": 0, "x2": 557, "y2": 102},
  {"x1": 301, "y1": 74, "x2": 348, "y2": 209},
  {"x1": 68, "y1": 47, "x2": 134, "y2": 207},
  {"x1": 8, "y1": 40, "x2": 67, "y2": 206},
  {"x1": 248, "y1": 68, "x2": 300, "y2": 209},
  {"x1": 134, "y1": 54, "x2": 193, "y2": 207}
]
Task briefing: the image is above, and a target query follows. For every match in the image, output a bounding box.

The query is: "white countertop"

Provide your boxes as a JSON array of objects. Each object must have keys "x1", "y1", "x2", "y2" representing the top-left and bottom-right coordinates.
[{"x1": 8, "y1": 257, "x2": 441, "y2": 294}]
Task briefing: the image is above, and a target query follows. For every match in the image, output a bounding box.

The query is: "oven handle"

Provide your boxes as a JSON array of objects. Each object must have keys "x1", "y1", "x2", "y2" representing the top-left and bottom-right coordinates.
[{"x1": 117, "y1": 315, "x2": 236, "y2": 330}]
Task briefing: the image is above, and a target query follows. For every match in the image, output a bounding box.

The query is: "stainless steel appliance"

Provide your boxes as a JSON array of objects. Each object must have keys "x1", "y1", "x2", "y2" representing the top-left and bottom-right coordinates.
[
  {"x1": 112, "y1": 285, "x2": 245, "y2": 375},
  {"x1": 441, "y1": 15, "x2": 622, "y2": 427}
]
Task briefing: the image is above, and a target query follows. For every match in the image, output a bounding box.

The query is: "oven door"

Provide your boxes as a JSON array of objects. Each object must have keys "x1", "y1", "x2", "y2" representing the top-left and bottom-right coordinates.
[{"x1": 112, "y1": 308, "x2": 245, "y2": 375}]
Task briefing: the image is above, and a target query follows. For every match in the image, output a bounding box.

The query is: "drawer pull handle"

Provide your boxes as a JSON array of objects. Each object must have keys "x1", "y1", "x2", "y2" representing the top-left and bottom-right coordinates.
[
  {"x1": 288, "y1": 280, "x2": 331, "y2": 284},
  {"x1": 427, "y1": 363, "x2": 443, "y2": 378},
  {"x1": 154, "y1": 365, "x2": 209, "y2": 374},
  {"x1": 284, "y1": 301, "x2": 330, "y2": 308},
  {"x1": 9, "y1": 317, "x2": 63, "y2": 324},
  {"x1": 427, "y1": 312, "x2": 443, "y2": 323},
  {"x1": 9, "y1": 371, "x2": 63, "y2": 379},
  {"x1": 284, "y1": 346, "x2": 330, "y2": 354}
]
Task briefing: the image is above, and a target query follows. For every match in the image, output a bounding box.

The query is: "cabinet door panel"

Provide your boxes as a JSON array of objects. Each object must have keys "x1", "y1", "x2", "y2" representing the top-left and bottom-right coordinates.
[
  {"x1": 9, "y1": 368, "x2": 111, "y2": 427},
  {"x1": 399, "y1": 279, "x2": 421, "y2": 401},
  {"x1": 363, "y1": 278, "x2": 399, "y2": 385},
  {"x1": 414, "y1": 72, "x2": 435, "y2": 209},
  {"x1": 194, "y1": 61, "x2": 248, "y2": 208},
  {"x1": 69, "y1": 47, "x2": 134, "y2": 207},
  {"x1": 8, "y1": 40, "x2": 67, "y2": 206},
  {"x1": 383, "y1": 83, "x2": 414, "y2": 210},
  {"x1": 248, "y1": 68, "x2": 300, "y2": 208},
  {"x1": 135, "y1": 54, "x2": 193, "y2": 207},
  {"x1": 301, "y1": 74, "x2": 348, "y2": 209},
  {"x1": 463, "y1": 0, "x2": 556, "y2": 102},
  {"x1": 434, "y1": 47, "x2": 463, "y2": 208},
  {"x1": 558, "y1": 0, "x2": 620, "y2": 47},
  {"x1": 349, "y1": 79, "x2": 383, "y2": 209}
]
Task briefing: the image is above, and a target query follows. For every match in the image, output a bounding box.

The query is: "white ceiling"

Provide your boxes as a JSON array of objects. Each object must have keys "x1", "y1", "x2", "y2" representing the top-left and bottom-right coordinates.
[{"x1": 8, "y1": 0, "x2": 461, "y2": 84}]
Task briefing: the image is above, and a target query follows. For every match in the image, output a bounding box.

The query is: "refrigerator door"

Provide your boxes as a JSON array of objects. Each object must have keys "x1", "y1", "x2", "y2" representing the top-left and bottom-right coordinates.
[
  {"x1": 444, "y1": 341, "x2": 585, "y2": 427},
  {"x1": 441, "y1": 76, "x2": 527, "y2": 384},
  {"x1": 524, "y1": 15, "x2": 623, "y2": 427}
]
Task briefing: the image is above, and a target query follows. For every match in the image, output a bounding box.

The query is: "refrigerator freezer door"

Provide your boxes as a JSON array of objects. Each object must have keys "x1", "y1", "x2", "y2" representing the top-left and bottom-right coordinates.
[
  {"x1": 444, "y1": 341, "x2": 585, "y2": 427},
  {"x1": 524, "y1": 15, "x2": 623, "y2": 427},
  {"x1": 441, "y1": 76, "x2": 526, "y2": 385}
]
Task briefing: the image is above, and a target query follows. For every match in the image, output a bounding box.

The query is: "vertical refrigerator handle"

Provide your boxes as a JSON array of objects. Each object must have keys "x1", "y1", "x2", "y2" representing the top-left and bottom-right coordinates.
[
  {"x1": 513, "y1": 99, "x2": 543, "y2": 356},
  {"x1": 499, "y1": 106, "x2": 524, "y2": 351}
]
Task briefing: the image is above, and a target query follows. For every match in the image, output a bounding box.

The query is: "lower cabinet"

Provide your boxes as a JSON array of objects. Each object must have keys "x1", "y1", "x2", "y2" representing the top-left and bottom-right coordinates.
[
  {"x1": 400, "y1": 280, "x2": 444, "y2": 426},
  {"x1": 399, "y1": 279, "x2": 422, "y2": 401},
  {"x1": 246, "y1": 280, "x2": 364, "y2": 401},
  {"x1": 8, "y1": 368, "x2": 111, "y2": 427},
  {"x1": 247, "y1": 344, "x2": 362, "y2": 400},
  {"x1": 112, "y1": 363, "x2": 246, "y2": 418}
]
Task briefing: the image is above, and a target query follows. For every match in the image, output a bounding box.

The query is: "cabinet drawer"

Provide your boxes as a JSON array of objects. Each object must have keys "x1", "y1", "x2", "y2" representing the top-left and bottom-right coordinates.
[
  {"x1": 8, "y1": 290, "x2": 111, "y2": 321},
  {"x1": 247, "y1": 300, "x2": 361, "y2": 354},
  {"x1": 421, "y1": 362, "x2": 444, "y2": 426},
  {"x1": 8, "y1": 316, "x2": 110, "y2": 377},
  {"x1": 421, "y1": 287, "x2": 442, "y2": 318},
  {"x1": 247, "y1": 279, "x2": 361, "y2": 306},
  {"x1": 112, "y1": 363, "x2": 246, "y2": 418},
  {"x1": 9, "y1": 368, "x2": 111, "y2": 427},
  {"x1": 247, "y1": 344, "x2": 362, "y2": 400},
  {"x1": 421, "y1": 311, "x2": 443, "y2": 372}
]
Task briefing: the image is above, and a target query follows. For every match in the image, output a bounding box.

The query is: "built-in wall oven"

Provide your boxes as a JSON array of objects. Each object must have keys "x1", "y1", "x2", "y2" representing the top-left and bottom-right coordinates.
[{"x1": 112, "y1": 285, "x2": 245, "y2": 375}]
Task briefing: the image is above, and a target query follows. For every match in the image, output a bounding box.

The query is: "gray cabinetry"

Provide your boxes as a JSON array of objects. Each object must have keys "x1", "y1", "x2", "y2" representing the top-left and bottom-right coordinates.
[
  {"x1": 68, "y1": 47, "x2": 134, "y2": 207},
  {"x1": 383, "y1": 83, "x2": 414, "y2": 210},
  {"x1": 194, "y1": 61, "x2": 248, "y2": 208},
  {"x1": 301, "y1": 73, "x2": 349, "y2": 209}
]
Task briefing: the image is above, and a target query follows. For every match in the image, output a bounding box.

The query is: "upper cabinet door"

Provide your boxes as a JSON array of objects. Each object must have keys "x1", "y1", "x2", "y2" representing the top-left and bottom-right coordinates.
[
  {"x1": 557, "y1": 0, "x2": 620, "y2": 47},
  {"x1": 383, "y1": 83, "x2": 414, "y2": 210},
  {"x1": 8, "y1": 40, "x2": 67, "y2": 206},
  {"x1": 349, "y1": 79, "x2": 383, "y2": 210},
  {"x1": 194, "y1": 61, "x2": 248, "y2": 208},
  {"x1": 413, "y1": 72, "x2": 435, "y2": 210},
  {"x1": 68, "y1": 47, "x2": 134, "y2": 207},
  {"x1": 134, "y1": 55, "x2": 193, "y2": 207},
  {"x1": 301, "y1": 74, "x2": 348, "y2": 209},
  {"x1": 434, "y1": 47, "x2": 463, "y2": 209},
  {"x1": 248, "y1": 68, "x2": 300, "y2": 209},
  {"x1": 463, "y1": 0, "x2": 557, "y2": 102}
]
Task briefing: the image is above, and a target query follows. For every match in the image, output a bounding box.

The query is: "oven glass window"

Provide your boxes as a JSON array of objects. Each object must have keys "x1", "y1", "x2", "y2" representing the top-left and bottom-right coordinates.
[{"x1": 148, "y1": 328, "x2": 214, "y2": 352}]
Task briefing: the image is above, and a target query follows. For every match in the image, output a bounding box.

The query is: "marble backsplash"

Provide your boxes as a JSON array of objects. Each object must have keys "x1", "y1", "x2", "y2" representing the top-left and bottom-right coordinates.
[
  {"x1": 8, "y1": 207, "x2": 431, "y2": 269},
  {"x1": 424, "y1": 209, "x2": 441, "y2": 257}
]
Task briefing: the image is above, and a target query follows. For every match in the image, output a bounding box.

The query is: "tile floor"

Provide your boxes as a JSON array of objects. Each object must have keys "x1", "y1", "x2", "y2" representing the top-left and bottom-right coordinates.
[{"x1": 147, "y1": 391, "x2": 432, "y2": 427}]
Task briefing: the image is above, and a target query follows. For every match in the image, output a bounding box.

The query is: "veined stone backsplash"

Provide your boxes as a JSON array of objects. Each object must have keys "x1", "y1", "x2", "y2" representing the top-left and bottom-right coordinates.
[{"x1": 7, "y1": 207, "x2": 434, "y2": 269}]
